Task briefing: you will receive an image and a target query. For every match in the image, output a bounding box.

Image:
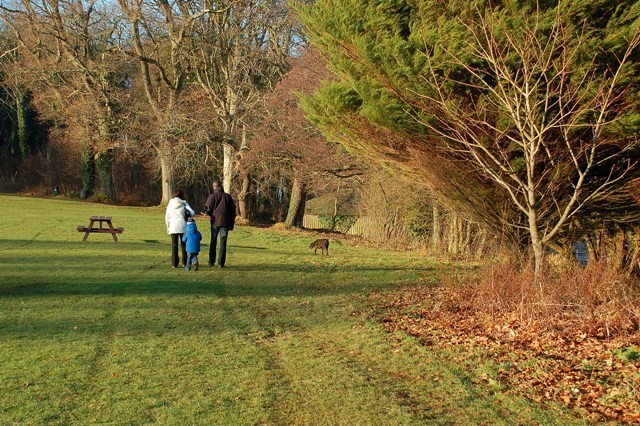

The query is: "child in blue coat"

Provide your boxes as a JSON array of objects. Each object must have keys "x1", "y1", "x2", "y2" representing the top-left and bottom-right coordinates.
[{"x1": 182, "y1": 219, "x2": 202, "y2": 271}]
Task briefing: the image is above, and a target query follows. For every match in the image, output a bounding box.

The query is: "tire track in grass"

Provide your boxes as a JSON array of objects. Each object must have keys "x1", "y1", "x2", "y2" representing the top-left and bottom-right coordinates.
[
  {"x1": 212, "y1": 257, "x2": 311, "y2": 421},
  {"x1": 237, "y1": 291, "x2": 418, "y2": 425},
  {"x1": 195, "y1": 265, "x2": 291, "y2": 421},
  {"x1": 170, "y1": 280, "x2": 278, "y2": 424},
  {"x1": 74, "y1": 296, "x2": 125, "y2": 422},
  {"x1": 46, "y1": 288, "x2": 151, "y2": 423},
  {"x1": 303, "y1": 329, "x2": 488, "y2": 425},
  {"x1": 233, "y1": 287, "x2": 577, "y2": 426},
  {"x1": 258, "y1": 312, "x2": 421, "y2": 424},
  {"x1": 245, "y1": 302, "x2": 301, "y2": 425},
  {"x1": 75, "y1": 289, "x2": 219, "y2": 423},
  {"x1": 217, "y1": 257, "x2": 421, "y2": 424},
  {"x1": 203, "y1": 264, "x2": 313, "y2": 423}
]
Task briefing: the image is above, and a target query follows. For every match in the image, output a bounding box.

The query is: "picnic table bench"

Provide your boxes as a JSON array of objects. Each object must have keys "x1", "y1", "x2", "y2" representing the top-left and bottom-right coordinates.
[{"x1": 77, "y1": 216, "x2": 124, "y2": 242}]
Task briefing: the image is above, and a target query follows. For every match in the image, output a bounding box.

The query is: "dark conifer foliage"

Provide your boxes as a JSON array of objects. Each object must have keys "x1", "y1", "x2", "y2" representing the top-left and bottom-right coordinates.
[{"x1": 296, "y1": 0, "x2": 640, "y2": 272}]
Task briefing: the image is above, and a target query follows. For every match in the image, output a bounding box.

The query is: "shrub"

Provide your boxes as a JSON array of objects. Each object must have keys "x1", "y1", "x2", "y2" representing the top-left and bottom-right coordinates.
[{"x1": 443, "y1": 257, "x2": 640, "y2": 337}]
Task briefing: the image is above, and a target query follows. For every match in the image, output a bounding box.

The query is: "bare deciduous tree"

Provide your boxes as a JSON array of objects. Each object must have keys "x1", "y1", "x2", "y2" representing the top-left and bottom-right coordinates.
[
  {"x1": 249, "y1": 47, "x2": 363, "y2": 227},
  {"x1": 411, "y1": 10, "x2": 640, "y2": 278},
  {"x1": 115, "y1": 0, "x2": 231, "y2": 204},
  {"x1": 1, "y1": 0, "x2": 127, "y2": 200},
  {"x1": 187, "y1": 0, "x2": 300, "y2": 197}
]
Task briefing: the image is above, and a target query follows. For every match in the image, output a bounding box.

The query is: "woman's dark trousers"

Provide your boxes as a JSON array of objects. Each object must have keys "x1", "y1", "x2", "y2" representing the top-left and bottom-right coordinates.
[{"x1": 171, "y1": 233, "x2": 187, "y2": 267}]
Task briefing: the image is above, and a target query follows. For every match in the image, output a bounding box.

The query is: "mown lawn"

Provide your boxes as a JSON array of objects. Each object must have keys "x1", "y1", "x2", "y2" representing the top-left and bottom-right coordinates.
[{"x1": 0, "y1": 194, "x2": 582, "y2": 425}]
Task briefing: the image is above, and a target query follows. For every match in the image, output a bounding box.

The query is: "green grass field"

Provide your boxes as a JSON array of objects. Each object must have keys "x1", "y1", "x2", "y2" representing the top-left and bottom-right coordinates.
[{"x1": 0, "y1": 194, "x2": 582, "y2": 425}]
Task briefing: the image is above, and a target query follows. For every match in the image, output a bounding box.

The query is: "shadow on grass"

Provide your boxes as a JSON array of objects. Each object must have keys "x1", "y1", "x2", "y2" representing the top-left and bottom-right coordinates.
[
  {"x1": 0, "y1": 284, "x2": 311, "y2": 337},
  {"x1": 1, "y1": 238, "x2": 438, "y2": 300},
  {"x1": 227, "y1": 264, "x2": 435, "y2": 273},
  {"x1": 229, "y1": 245, "x2": 267, "y2": 250},
  {"x1": 0, "y1": 271, "x2": 435, "y2": 299},
  {"x1": 5, "y1": 239, "x2": 308, "y2": 256},
  {"x1": 0, "y1": 277, "x2": 389, "y2": 338},
  {"x1": 2, "y1": 280, "x2": 226, "y2": 296}
]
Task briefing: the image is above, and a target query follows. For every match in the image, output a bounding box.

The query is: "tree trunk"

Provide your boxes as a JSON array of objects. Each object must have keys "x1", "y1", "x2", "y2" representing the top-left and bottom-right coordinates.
[
  {"x1": 80, "y1": 142, "x2": 95, "y2": 198},
  {"x1": 625, "y1": 228, "x2": 640, "y2": 276},
  {"x1": 462, "y1": 221, "x2": 473, "y2": 256},
  {"x1": 223, "y1": 143, "x2": 234, "y2": 194},
  {"x1": 476, "y1": 228, "x2": 487, "y2": 258},
  {"x1": 159, "y1": 143, "x2": 173, "y2": 205},
  {"x1": 294, "y1": 192, "x2": 307, "y2": 227},
  {"x1": 285, "y1": 176, "x2": 306, "y2": 228},
  {"x1": 96, "y1": 150, "x2": 117, "y2": 202},
  {"x1": 586, "y1": 234, "x2": 599, "y2": 262},
  {"x1": 16, "y1": 91, "x2": 29, "y2": 159},
  {"x1": 330, "y1": 195, "x2": 339, "y2": 231},
  {"x1": 531, "y1": 238, "x2": 544, "y2": 288},
  {"x1": 237, "y1": 171, "x2": 251, "y2": 220},
  {"x1": 448, "y1": 214, "x2": 459, "y2": 255},
  {"x1": 95, "y1": 112, "x2": 118, "y2": 202},
  {"x1": 431, "y1": 203, "x2": 441, "y2": 253},
  {"x1": 527, "y1": 204, "x2": 544, "y2": 286},
  {"x1": 610, "y1": 231, "x2": 627, "y2": 272},
  {"x1": 457, "y1": 217, "x2": 463, "y2": 253}
]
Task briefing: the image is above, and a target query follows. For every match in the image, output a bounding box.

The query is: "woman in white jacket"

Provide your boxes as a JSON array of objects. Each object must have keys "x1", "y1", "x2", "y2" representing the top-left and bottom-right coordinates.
[{"x1": 165, "y1": 189, "x2": 196, "y2": 268}]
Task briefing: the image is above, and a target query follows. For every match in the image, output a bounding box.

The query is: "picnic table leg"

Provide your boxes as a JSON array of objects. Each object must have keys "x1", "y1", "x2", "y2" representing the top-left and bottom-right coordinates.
[
  {"x1": 107, "y1": 220, "x2": 118, "y2": 242},
  {"x1": 83, "y1": 219, "x2": 96, "y2": 241}
]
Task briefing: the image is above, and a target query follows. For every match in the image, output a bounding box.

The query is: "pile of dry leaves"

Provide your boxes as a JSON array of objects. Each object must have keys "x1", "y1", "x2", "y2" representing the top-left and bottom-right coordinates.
[{"x1": 367, "y1": 285, "x2": 640, "y2": 423}]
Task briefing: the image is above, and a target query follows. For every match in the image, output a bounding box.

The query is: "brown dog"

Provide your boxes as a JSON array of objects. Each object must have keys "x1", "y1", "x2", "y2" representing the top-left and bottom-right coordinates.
[{"x1": 309, "y1": 238, "x2": 329, "y2": 256}]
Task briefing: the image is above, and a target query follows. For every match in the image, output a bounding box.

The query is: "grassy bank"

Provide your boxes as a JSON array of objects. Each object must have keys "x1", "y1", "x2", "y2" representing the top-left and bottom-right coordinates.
[{"x1": 0, "y1": 194, "x2": 580, "y2": 424}]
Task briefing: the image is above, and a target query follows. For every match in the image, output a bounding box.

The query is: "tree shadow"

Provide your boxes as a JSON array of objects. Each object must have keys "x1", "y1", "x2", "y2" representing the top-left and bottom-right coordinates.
[
  {"x1": 1, "y1": 237, "x2": 439, "y2": 301},
  {"x1": 229, "y1": 245, "x2": 267, "y2": 250},
  {"x1": 0, "y1": 270, "x2": 435, "y2": 299}
]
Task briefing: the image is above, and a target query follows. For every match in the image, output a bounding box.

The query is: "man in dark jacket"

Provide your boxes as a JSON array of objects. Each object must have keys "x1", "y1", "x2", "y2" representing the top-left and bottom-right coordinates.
[{"x1": 204, "y1": 180, "x2": 236, "y2": 268}]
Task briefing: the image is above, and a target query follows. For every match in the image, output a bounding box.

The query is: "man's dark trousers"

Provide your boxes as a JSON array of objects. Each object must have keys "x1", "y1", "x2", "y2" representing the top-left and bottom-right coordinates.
[{"x1": 209, "y1": 226, "x2": 229, "y2": 267}]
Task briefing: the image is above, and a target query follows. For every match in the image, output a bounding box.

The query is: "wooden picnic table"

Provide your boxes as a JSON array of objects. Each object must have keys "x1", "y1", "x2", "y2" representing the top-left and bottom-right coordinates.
[{"x1": 77, "y1": 216, "x2": 124, "y2": 242}]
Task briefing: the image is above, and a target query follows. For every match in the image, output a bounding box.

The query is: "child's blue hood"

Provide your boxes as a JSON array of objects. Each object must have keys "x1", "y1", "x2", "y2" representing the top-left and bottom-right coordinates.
[{"x1": 186, "y1": 221, "x2": 198, "y2": 234}]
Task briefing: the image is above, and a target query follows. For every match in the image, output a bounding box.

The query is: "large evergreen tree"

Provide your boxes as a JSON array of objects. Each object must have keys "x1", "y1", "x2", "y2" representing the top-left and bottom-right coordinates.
[{"x1": 297, "y1": 0, "x2": 640, "y2": 274}]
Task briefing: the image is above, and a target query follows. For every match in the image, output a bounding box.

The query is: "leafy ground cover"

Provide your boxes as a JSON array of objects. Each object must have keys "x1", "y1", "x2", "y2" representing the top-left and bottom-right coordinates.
[
  {"x1": 0, "y1": 194, "x2": 584, "y2": 424},
  {"x1": 367, "y1": 286, "x2": 640, "y2": 423}
]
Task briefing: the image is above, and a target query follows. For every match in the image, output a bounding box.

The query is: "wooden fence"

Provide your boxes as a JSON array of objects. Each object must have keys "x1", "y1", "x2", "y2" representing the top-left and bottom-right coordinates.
[{"x1": 302, "y1": 214, "x2": 374, "y2": 236}]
